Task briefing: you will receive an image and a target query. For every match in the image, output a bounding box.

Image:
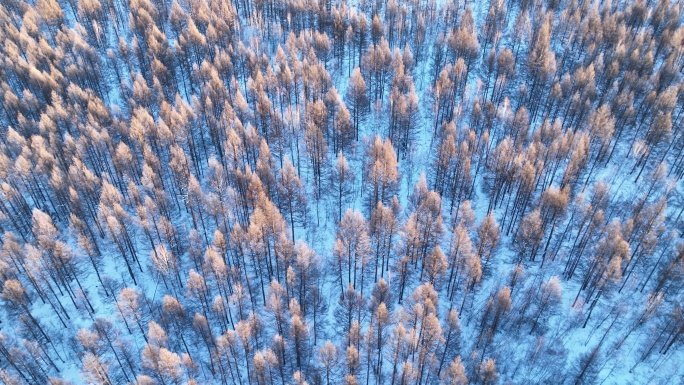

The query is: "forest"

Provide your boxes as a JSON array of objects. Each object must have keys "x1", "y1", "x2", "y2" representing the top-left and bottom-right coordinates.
[{"x1": 0, "y1": 0, "x2": 683, "y2": 383}]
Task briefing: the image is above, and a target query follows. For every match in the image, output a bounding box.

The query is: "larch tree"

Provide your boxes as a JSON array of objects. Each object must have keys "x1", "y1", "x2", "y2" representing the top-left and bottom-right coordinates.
[
  {"x1": 446, "y1": 223, "x2": 475, "y2": 303},
  {"x1": 204, "y1": 245, "x2": 236, "y2": 331},
  {"x1": 513, "y1": 208, "x2": 544, "y2": 263},
  {"x1": 538, "y1": 185, "x2": 570, "y2": 264},
  {"x1": 369, "y1": 198, "x2": 399, "y2": 283},
  {"x1": 437, "y1": 309, "x2": 462, "y2": 378},
  {"x1": 526, "y1": 15, "x2": 556, "y2": 120},
  {"x1": 331, "y1": 151, "x2": 355, "y2": 224},
  {"x1": 530, "y1": 276, "x2": 562, "y2": 334},
  {"x1": 476, "y1": 213, "x2": 500, "y2": 273},
  {"x1": 1, "y1": 279, "x2": 52, "y2": 349},
  {"x1": 333, "y1": 209, "x2": 372, "y2": 297},
  {"x1": 334, "y1": 284, "x2": 366, "y2": 336},
  {"x1": 318, "y1": 340, "x2": 338, "y2": 385},
  {"x1": 442, "y1": 355, "x2": 467, "y2": 385},
  {"x1": 0, "y1": 0, "x2": 682, "y2": 383},
  {"x1": 477, "y1": 358, "x2": 498, "y2": 385},
  {"x1": 370, "y1": 301, "x2": 390, "y2": 384},
  {"x1": 363, "y1": 136, "x2": 400, "y2": 216},
  {"x1": 477, "y1": 286, "x2": 512, "y2": 354},
  {"x1": 345, "y1": 68, "x2": 369, "y2": 141},
  {"x1": 634, "y1": 112, "x2": 672, "y2": 181},
  {"x1": 161, "y1": 295, "x2": 193, "y2": 361},
  {"x1": 80, "y1": 352, "x2": 114, "y2": 385},
  {"x1": 290, "y1": 309, "x2": 309, "y2": 373},
  {"x1": 247, "y1": 191, "x2": 290, "y2": 293},
  {"x1": 304, "y1": 116, "x2": 328, "y2": 209},
  {"x1": 576, "y1": 220, "x2": 630, "y2": 328},
  {"x1": 150, "y1": 243, "x2": 183, "y2": 296},
  {"x1": 118, "y1": 287, "x2": 148, "y2": 344},
  {"x1": 277, "y1": 157, "x2": 308, "y2": 243},
  {"x1": 334, "y1": 102, "x2": 354, "y2": 154}
]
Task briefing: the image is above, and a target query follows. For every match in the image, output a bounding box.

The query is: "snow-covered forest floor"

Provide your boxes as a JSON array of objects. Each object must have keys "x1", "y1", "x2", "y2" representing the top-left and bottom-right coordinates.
[{"x1": 0, "y1": 0, "x2": 683, "y2": 384}]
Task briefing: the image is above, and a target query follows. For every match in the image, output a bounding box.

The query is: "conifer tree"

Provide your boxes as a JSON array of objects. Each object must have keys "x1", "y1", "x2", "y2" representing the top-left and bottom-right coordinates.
[{"x1": 345, "y1": 68, "x2": 369, "y2": 141}]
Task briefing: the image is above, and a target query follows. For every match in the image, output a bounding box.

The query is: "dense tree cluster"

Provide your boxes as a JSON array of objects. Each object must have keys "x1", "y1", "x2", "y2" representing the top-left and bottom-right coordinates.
[{"x1": 0, "y1": 0, "x2": 683, "y2": 383}]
